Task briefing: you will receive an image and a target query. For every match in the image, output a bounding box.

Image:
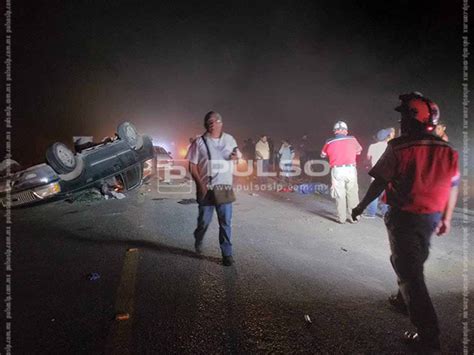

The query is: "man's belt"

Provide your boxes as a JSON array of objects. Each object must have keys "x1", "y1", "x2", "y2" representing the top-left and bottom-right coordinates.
[{"x1": 333, "y1": 164, "x2": 355, "y2": 168}]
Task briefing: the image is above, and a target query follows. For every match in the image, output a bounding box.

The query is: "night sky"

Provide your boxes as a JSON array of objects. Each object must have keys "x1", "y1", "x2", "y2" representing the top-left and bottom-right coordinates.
[{"x1": 12, "y1": 0, "x2": 462, "y2": 165}]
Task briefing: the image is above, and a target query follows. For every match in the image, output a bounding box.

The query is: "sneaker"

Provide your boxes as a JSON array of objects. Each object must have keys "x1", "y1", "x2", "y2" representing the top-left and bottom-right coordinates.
[
  {"x1": 403, "y1": 331, "x2": 441, "y2": 353},
  {"x1": 222, "y1": 255, "x2": 234, "y2": 266},
  {"x1": 362, "y1": 214, "x2": 376, "y2": 219}
]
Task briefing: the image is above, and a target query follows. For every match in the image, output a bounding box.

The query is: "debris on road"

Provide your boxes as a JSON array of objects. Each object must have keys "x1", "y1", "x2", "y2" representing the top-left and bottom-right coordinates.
[
  {"x1": 109, "y1": 191, "x2": 126, "y2": 200},
  {"x1": 140, "y1": 187, "x2": 153, "y2": 195},
  {"x1": 127, "y1": 248, "x2": 138, "y2": 252},
  {"x1": 67, "y1": 188, "x2": 104, "y2": 203},
  {"x1": 294, "y1": 183, "x2": 329, "y2": 195},
  {"x1": 340, "y1": 247, "x2": 348, "y2": 252},
  {"x1": 87, "y1": 272, "x2": 101, "y2": 281},
  {"x1": 115, "y1": 313, "x2": 130, "y2": 321},
  {"x1": 314, "y1": 183, "x2": 329, "y2": 195},
  {"x1": 178, "y1": 198, "x2": 197, "y2": 205},
  {"x1": 294, "y1": 183, "x2": 316, "y2": 194},
  {"x1": 304, "y1": 314, "x2": 312, "y2": 324},
  {"x1": 102, "y1": 212, "x2": 123, "y2": 217},
  {"x1": 249, "y1": 193, "x2": 259, "y2": 196},
  {"x1": 101, "y1": 177, "x2": 126, "y2": 199},
  {"x1": 152, "y1": 198, "x2": 167, "y2": 201},
  {"x1": 66, "y1": 184, "x2": 125, "y2": 203}
]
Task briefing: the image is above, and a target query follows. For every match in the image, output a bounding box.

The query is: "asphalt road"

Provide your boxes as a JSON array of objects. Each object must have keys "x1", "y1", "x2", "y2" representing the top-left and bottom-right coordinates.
[{"x1": 4, "y1": 178, "x2": 474, "y2": 354}]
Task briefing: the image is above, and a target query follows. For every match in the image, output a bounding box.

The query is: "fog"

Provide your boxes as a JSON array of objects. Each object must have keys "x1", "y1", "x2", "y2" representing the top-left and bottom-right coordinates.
[{"x1": 10, "y1": 0, "x2": 465, "y2": 166}]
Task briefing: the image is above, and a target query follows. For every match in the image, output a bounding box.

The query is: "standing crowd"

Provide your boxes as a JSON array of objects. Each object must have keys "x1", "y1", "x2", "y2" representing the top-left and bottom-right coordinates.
[{"x1": 185, "y1": 92, "x2": 458, "y2": 353}]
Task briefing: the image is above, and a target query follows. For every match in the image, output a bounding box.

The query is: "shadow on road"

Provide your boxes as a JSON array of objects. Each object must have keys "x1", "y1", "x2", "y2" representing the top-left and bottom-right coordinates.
[
  {"x1": 255, "y1": 187, "x2": 341, "y2": 224},
  {"x1": 309, "y1": 209, "x2": 340, "y2": 223},
  {"x1": 48, "y1": 228, "x2": 223, "y2": 265},
  {"x1": 222, "y1": 267, "x2": 241, "y2": 353}
]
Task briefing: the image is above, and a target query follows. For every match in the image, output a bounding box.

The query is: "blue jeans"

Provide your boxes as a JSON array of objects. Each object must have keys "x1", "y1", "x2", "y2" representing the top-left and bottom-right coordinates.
[
  {"x1": 366, "y1": 196, "x2": 379, "y2": 216},
  {"x1": 365, "y1": 194, "x2": 388, "y2": 217},
  {"x1": 257, "y1": 159, "x2": 270, "y2": 184},
  {"x1": 194, "y1": 203, "x2": 233, "y2": 257}
]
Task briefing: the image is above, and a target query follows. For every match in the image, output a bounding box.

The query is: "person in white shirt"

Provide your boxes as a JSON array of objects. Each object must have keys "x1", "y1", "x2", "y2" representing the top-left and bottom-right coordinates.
[
  {"x1": 255, "y1": 135, "x2": 270, "y2": 183},
  {"x1": 278, "y1": 139, "x2": 295, "y2": 185},
  {"x1": 363, "y1": 127, "x2": 395, "y2": 218},
  {"x1": 186, "y1": 111, "x2": 241, "y2": 266}
]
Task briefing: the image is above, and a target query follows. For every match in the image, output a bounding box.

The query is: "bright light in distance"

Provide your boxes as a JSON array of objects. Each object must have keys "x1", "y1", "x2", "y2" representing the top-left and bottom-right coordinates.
[{"x1": 179, "y1": 148, "x2": 188, "y2": 158}]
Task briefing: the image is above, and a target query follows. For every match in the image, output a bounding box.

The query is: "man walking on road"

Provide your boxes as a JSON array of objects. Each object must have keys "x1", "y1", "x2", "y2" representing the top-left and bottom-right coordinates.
[
  {"x1": 321, "y1": 121, "x2": 362, "y2": 224},
  {"x1": 352, "y1": 92, "x2": 460, "y2": 352},
  {"x1": 186, "y1": 111, "x2": 241, "y2": 266}
]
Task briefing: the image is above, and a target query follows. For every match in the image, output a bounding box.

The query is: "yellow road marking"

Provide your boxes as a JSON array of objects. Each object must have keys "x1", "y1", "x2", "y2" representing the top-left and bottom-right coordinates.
[{"x1": 105, "y1": 248, "x2": 140, "y2": 355}]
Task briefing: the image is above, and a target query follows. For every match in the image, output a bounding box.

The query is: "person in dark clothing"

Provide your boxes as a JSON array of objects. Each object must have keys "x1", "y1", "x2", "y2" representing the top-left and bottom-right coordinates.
[
  {"x1": 352, "y1": 92, "x2": 460, "y2": 353},
  {"x1": 267, "y1": 136, "x2": 275, "y2": 172},
  {"x1": 299, "y1": 135, "x2": 309, "y2": 176},
  {"x1": 242, "y1": 138, "x2": 255, "y2": 161}
]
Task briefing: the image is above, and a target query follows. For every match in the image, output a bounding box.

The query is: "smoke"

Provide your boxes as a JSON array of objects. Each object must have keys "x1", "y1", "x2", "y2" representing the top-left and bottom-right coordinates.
[{"x1": 11, "y1": 0, "x2": 462, "y2": 166}]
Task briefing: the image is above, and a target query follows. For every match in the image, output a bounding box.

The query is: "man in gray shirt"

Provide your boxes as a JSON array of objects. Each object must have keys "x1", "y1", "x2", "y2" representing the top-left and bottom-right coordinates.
[{"x1": 186, "y1": 111, "x2": 241, "y2": 266}]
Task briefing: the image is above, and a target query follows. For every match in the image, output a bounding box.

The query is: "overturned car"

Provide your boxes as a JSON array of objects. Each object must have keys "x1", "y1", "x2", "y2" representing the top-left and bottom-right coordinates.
[{"x1": 0, "y1": 122, "x2": 154, "y2": 207}]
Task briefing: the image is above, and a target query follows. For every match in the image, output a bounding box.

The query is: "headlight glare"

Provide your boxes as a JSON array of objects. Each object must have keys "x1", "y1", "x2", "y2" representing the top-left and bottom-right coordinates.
[{"x1": 33, "y1": 182, "x2": 61, "y2": 199}]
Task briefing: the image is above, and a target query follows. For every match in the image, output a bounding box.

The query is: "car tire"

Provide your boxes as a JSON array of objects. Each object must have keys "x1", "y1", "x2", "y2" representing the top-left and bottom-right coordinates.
[
  {"x1": 117, "y1": 121, "x2": 143, "y2": 150},
  {"x1": 46, "y1": 142, "x2": 77, "y2": 174},
  {"x1": 58, "y1": 154, "x2": 84, "y2": 181}
]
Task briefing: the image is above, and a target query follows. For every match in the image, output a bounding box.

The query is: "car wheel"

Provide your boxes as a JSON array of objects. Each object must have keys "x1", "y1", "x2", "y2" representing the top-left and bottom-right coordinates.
[
  {"x1": 58, "y1": 154, "x2": 84, "y2": 181},
  {"x1": 46, "y1": 142, "x2": 77, "y2": 174},
  {"x1": 117, "y1": 121, "x2": 143, "y2": 150}
]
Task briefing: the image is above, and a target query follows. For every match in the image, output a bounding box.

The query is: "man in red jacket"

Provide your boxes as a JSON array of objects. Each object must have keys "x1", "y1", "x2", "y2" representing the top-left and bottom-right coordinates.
[
  {"x1": 352, "y1": 92, "x2": 460, "y2": 352},
  {"x1": 321, "y1": 121, "x2": 362, "y2": 223}
]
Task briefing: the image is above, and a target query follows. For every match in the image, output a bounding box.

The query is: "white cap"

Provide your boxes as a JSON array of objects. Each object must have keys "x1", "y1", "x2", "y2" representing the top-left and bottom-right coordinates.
[{"x1": 333, "y1": 121, "x2": 348, "y2": 131}]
